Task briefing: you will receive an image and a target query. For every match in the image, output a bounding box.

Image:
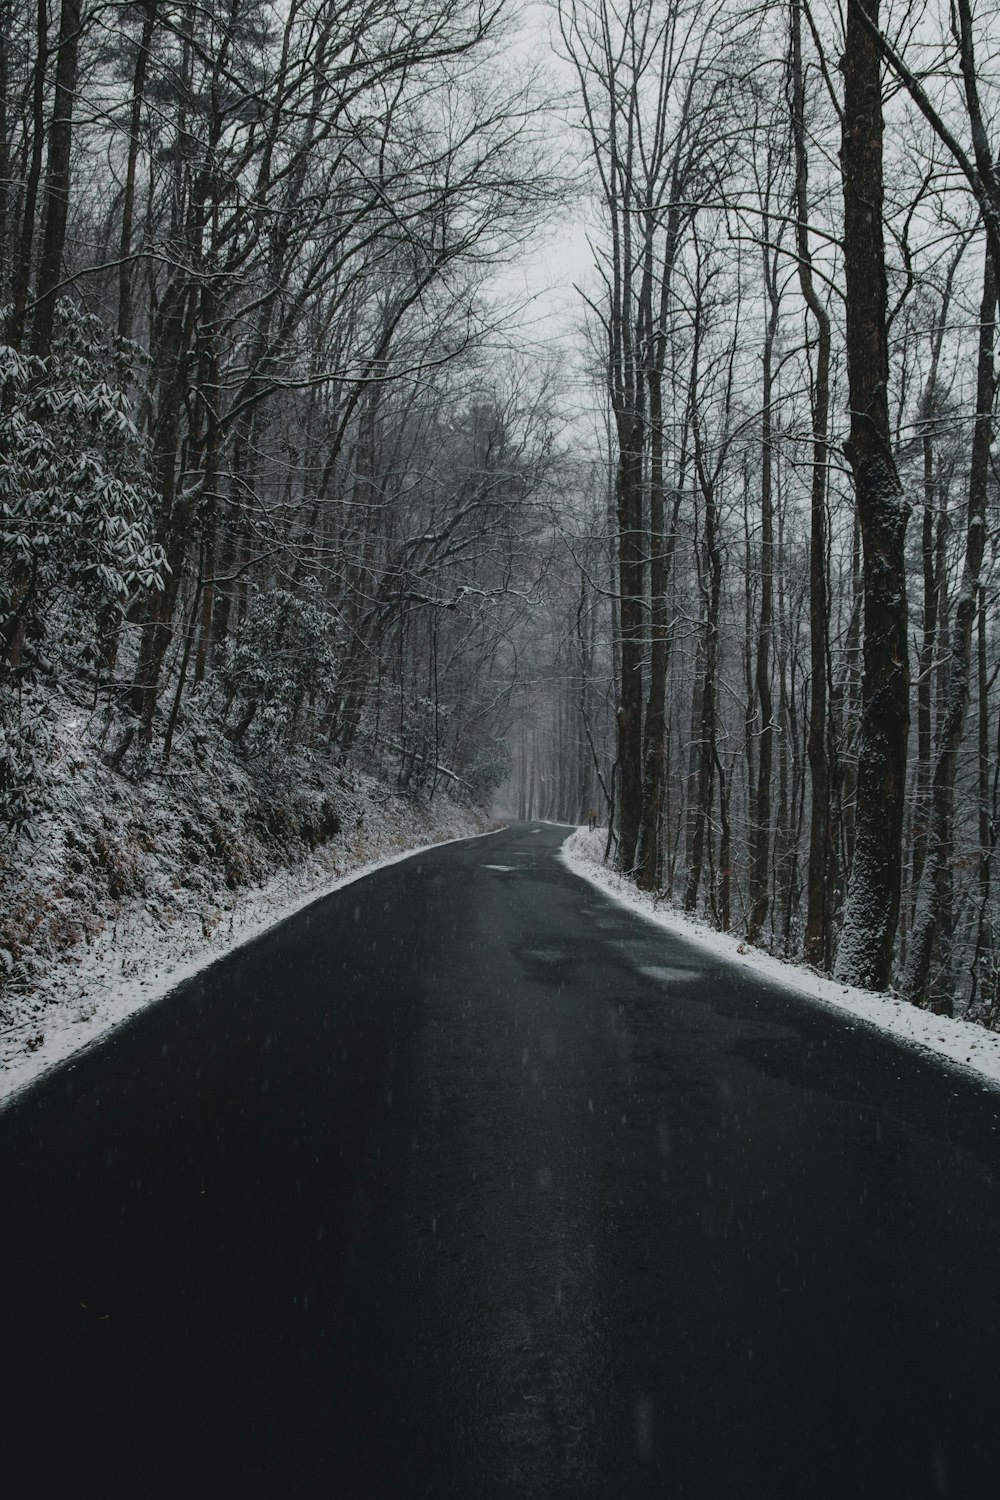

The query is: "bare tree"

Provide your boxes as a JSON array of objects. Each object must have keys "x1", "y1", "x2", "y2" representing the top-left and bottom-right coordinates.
[{"x1": 833, "y1": 0, "x2": 911, "y2": 991}]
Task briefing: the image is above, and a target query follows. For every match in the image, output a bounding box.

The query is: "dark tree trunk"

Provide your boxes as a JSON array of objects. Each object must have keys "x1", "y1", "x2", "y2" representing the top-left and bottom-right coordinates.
[
  {"x1": 746, "y1": 241, "x2": 778, "y2": 944},
  {"x1": 902, "y1": 254, "x2": 997, "y2": 1009},
  {"x1": 912, "y1": 479, "x2": 937, "y2": 911},
  {"x1": 909, "y1": 246, "x2": 965, "y2": 927},
  {"x1": 792, "y1": 0, "x2": 835, "y2": 970},
  {"x1": 833, "y1": 0, "x2": 910, "y2": 990},
  {"x1": 970, "y1": 595, "x2": 998, "y2": 1013},
  {"x1": 840, "y1": 516, "x2": 863, "y2": 883},
  {"x1": 635, "y1": 360, "x2": 667, "y2": 891},
  {"x1": 636, "y1": 202, "x2": 683, "y2": 891},
  {"x1": 978, "y1": 595, "x2": 990, "y2": 935},
  {"x1": 684, "y1": 637, "x2": 703, "y2": 884},
  {"x1": 8, "y1": 0, "x2": 48, "y2": 349},
  {"x1": 131, "y1": 279, "x2": 196, "y2": 738},
  {"x1": 31, "y1": 0, "x2": 82, "y2": 357},
  {"x1": 716, "y1": 745, "x2": 731, "y2": 932},
  {"x1": 614, "y1": 400, "x2": 645, "y2": 873},
  {"x1": 118, "y1": 3, "x2": 156, "y2": 341},
  {"x1": 684, "y1": 474, "x2": 721, "y2": 914}
]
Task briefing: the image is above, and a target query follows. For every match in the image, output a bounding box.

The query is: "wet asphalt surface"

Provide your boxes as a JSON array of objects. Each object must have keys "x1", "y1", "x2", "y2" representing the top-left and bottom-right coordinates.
[{"x1": 3, "y1": 822, "x2": 1000, "y2": 1497}]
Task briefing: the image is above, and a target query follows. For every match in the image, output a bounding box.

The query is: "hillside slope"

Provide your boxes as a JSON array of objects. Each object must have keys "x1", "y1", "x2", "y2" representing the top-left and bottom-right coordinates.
[{"x1": 1, "y1": 699, "x2": 490, "y2": 1102}]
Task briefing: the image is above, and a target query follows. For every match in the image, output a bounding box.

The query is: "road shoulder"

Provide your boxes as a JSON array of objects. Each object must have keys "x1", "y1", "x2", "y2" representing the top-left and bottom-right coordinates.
[
  {"x1": 560, "y1": 825, "x2": 1000, "y2": 1092},
  {"x1": 0, "y1": 815, "x2": 501, "y2": 1109}
]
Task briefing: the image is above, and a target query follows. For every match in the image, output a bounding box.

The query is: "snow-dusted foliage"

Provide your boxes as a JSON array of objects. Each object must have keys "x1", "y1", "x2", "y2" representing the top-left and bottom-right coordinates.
[
  {"x1": 220, "y1": 583, "x2": 340, "y2": 751},
  {"x1": 0, "y1": 694, "x2": 53, "y2": 838},
  {"x1": 0, "y1": 738, "x2": 490, "y2": 1100},
  {"x1": 0, "y1": 304, "x2": 164, "y2": 683},
  {"x1": 458, "y1": 727, "x2": 513, "y2": 803},
  {"x1": 1, "y1": 0, "x2": 552, "y2": 879},
  {"x1": 0, "y1": 304, "x2": 164, "y2": 838}
]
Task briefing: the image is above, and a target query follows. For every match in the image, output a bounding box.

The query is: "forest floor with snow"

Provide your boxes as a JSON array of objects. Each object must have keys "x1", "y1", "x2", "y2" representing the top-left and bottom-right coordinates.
[
  {"x1": 0, "y1": 704, "x2": 491, "y2": 1106},
  {"x1": 561, "y1": 826, "x2": 1000, "y2": 1092}
]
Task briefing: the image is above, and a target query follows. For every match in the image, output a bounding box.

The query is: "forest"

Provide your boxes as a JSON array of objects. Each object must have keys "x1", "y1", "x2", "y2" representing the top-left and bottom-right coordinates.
[{"x1": 2, "y1": 0, "x2": 1000, "y2": 1020}]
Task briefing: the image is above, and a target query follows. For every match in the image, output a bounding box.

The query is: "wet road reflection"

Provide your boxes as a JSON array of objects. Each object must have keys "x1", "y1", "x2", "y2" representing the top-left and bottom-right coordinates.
[{"x1": 3, "y1": 823, "x2": 1000, "y2": 1497}]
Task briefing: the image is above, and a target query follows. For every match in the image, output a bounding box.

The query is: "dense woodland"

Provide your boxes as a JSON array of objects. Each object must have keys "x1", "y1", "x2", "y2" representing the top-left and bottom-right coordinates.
[
  {"x1": 514, "y1": 0, "x2": 1000, "y2": 1019},
  {"x1": 0, "y1": 0, "x2": 563, "y2": 821},
  {"x1": 2, "y1": 0, "x2": 1000, "y2": 1016}
]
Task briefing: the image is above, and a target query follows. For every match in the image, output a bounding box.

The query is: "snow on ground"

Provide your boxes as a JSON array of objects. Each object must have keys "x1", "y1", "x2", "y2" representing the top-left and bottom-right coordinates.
[
  {"x1": 560, "y1": 825, "x2": 1000, "y2": 1092},
  {"x1": 1, "y1": 796, "x2": 496, "y2": 1108}
]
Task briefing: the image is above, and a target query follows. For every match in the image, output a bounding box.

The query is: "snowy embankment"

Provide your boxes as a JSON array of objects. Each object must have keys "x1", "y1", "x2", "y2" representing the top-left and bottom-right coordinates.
[
  {"x1": 561, "y1": 826, "x2": 1000, "y2": 1091},
  {"x1": 1, "y1": 737, "x2": 492, "y2": 1105}
]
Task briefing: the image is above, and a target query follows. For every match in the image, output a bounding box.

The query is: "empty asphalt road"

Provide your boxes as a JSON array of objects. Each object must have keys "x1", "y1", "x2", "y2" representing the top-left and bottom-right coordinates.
[{"x1": 3, "y1": 822, "x2": 1000, "y2": 1497}]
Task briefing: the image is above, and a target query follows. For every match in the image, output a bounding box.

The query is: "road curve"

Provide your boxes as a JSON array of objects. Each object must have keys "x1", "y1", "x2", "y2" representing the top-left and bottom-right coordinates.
[{"x1": 3, "y1": 822, "x2": 1000, "y2": 1498}]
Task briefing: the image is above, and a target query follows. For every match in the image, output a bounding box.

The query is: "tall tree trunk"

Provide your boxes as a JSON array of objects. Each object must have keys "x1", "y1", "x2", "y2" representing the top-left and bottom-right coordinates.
[
  {"x1": 31, "y1": 0, "x2": 81, "y2": 357},
  {"x1": 684, "y1": 636, "x2": 704, "y2": 883},
  {"x1": 746, "y1": 236, "x2": 779, "y2": 943},
  {"x1": 614, "y1": 400, "x2": 646, "y2": 873},
  {"x1": 913, "y1": 473, "x2": 937, "y2": 910},
  {"x1": 911, "y1": 247, "x2": 965, "y2": 926},
  {"x1": 8, "y1": 0, "x2": 48, "y2": 349},
  {"x1": 636, "y1": 202, "x2": 684, "y2": 890},
  {"x1": 833, "y1": 0, "x2": 910, "y2": 990},
  {"x1": 902, "y1": 254, "x2": 997, "y2": 1009},
  {"x1": 977, "y1": 595, "x2": 990, "y2": 942},
  {"x1": 716, "y1": 744, "x2": 731, "y2": 931},
  {"x1": 118, "y1": 3, "x2": 156, "y2": 341},
  {"x1": 743, "y1": 467, "x2": 757, "y2": 833},
  {"x1": 131, "y1": 278, "x2": 196, "y2": 738},
  {"x1": 635, "y1": 361, "x2": 667, "y2": 890},
  {"x1": 970, "y1": 596, "x2": 998, "y2": 1013},
  {"x1": 684, "y1": 471, "x2": 721, "y2": 914},
  {"x1": 840, "y1": 516, "x2": 863, "y2": 882},
  {"x1": 792, "y1": 0, "x2": 834, "y2": 969}
]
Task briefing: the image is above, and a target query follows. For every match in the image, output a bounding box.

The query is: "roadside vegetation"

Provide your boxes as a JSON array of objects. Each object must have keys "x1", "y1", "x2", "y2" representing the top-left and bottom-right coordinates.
[
  {"x1": 0, "y1": 0, "x2": 557, "y2": 1040},
  {"x1": 5, "y1": 0, "x2": 1000, "y2": 1031}
]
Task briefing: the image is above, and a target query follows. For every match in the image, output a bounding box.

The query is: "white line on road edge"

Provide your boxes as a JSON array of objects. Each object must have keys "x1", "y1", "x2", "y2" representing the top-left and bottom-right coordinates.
[{"x1": 559, "y1": 825, "x2": 1000, "y2": 1093}]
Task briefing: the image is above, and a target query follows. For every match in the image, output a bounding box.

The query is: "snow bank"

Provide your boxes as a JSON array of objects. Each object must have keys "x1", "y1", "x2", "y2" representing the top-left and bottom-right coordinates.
[
  {"x1": 1, "y1": 776, "x2": 494, "y2": 1108},
  {"x1": 560, "y1": 826, "x2": 1000, "y2": 1092}
]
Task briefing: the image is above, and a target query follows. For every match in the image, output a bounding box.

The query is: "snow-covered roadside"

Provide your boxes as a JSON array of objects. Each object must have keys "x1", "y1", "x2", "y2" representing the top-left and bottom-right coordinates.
[
  {"x1": 560, "y1": 825, "x2": 1000, "y2": 1091},
  {"x1": 1, "y1": 802, "x2": 498, "y2": 1107}
]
